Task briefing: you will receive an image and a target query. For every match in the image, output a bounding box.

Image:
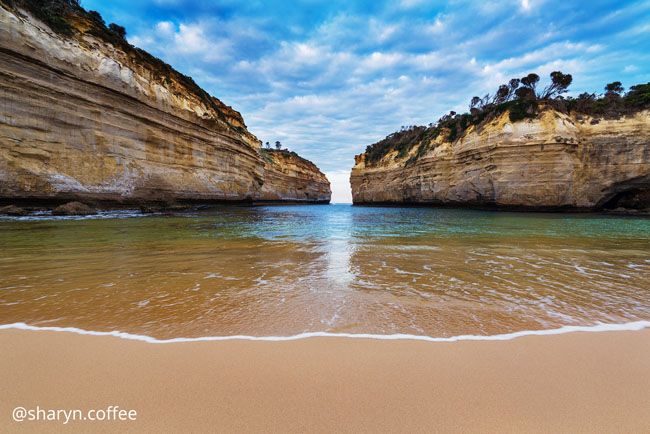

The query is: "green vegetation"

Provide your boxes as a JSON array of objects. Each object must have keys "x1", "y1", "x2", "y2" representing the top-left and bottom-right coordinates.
[
  {"x1": 366, "y1": 125, "x2": 437, "y2": 165},
  {"x1": 2, "y1": 0, "x2": 82, "y2": 35},
  {"x1": 364, "y1": 72, "x2": 650, "y2": 167},
  {"x1": 108, "y1": 23, "x2": 126, "y2": 39},
  {"x1": 564, "y1": 82, "x2": 650, "y2": 118},
  {"x1": 260, "y1": 148, "x2": 313, "y2": 167},
  {"x1": 2, "y1": 0, "x2": 240, "y2": 136}
]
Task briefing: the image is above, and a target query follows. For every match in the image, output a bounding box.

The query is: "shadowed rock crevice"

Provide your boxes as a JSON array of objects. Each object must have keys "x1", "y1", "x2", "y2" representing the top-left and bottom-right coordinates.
[{"x1": 600, "y1": 184, "x2": 650, "y2": 211}]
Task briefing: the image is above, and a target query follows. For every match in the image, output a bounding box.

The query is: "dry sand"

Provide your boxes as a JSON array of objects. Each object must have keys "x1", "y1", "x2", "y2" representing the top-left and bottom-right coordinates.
[{"x1": 1, "y1": 328, "x2": 649, "y2": 433}]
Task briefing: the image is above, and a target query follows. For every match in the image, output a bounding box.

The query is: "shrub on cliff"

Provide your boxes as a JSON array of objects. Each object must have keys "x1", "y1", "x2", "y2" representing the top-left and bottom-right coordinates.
[
  {"x1": 108, "y1": 23, "x2": 126, "y2": 40},
  {"x1": 87, "y1": 10, "x2": 104, "y2": 25},
  {"x1": 3, "y1": 0, "x2": 82, "y2": 35},
  {"x1": 565, "y1": 82, "x2": 650, "y2": 118},
  {"x1": 4, "y1": 0, "x2": 130, "y2": 46},
  {"x1": 261, "y1": 148, "x2": 313, "y2": 167},
  {"x1": 364, "y1": 126, "x2": 430, "y2": 164},
  {"x1": 626, "y1": 83, "x2": 650, "y2": 106}
]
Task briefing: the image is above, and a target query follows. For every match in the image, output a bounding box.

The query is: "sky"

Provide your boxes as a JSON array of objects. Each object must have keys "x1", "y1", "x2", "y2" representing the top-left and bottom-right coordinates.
[{"x1": 80, "y1": 0, "x2": 650, "y2": 203}]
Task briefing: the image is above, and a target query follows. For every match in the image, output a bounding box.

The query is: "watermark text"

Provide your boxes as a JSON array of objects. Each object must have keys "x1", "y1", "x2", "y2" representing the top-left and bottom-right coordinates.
[{"x1": 12, "y1": 406, "x2": 136, "y2": 424}]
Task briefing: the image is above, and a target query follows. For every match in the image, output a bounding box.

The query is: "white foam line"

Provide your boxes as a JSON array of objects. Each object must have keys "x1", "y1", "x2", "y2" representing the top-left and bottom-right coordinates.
[{"x1": 1, "y1": 321, "x2": 649, "y2": 344}]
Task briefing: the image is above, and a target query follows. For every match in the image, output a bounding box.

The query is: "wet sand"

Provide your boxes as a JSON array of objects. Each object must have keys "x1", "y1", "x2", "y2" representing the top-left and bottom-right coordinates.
[
  {"x1": 1, "y1": 329, "x2": 649, "y2": 433},
  {"x1": 3, "y1": 208, "x2": 650, "y2": 339}
]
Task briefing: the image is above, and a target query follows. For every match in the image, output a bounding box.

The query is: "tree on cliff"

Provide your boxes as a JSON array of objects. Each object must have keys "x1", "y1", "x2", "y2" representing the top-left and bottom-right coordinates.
[
  {"x1": 265, "y1": 142, "x2": 270, "y2": 149},
  {"x1": 520, "y1": 73, "x2": 540, "y2": 93},
  {"x1": 625, "y1": 83, "x2": 650, "y2": 106},
  {"x1": 514, "y1": 86, "x2": 535, "y2": 101},
  {"x1": 605, "y1": 81, "x2": 624, "y2": 95},
  {"x1": 88, "y1": 10, "x2": 104, "y2": 25},
  {"x1": 539, "y1": 71, "x2": 573, "y2": 99},
  {"x1": 506, "y1": 78, "x2": 520, "y2": 100},
  {"x1": 600, "y1": 81, "x2": 625, "y2": 113},
  {"x1": 493, "y1": 85, "x2": 511, "y2": 104},
  {"x1": 109, "y1": 23, "x2": 127, "y2": 39},
  {"x1": 275, "y1": 141, "x2": 282, "y2": 150},
  {"x1": 469, "y1": 96, "x2": 482, "y2": 112}
]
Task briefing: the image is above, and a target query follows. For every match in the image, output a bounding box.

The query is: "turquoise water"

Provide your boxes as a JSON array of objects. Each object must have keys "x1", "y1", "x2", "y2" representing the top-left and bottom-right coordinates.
[{"x1": 0, "y1": 204, "x2": 649, "y2": 338}]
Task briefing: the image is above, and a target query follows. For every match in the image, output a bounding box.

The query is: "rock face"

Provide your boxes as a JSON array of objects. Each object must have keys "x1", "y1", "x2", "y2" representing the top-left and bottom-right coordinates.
[
  {"x1": 0, "y1": 4, "x2": 330, "y2": 205},
  {"x1": 0, "y1": 204, "x2": 27, "y2": 216},
  {"x1": 351, "y1": 110, "x2": 650, "y2": 210},
  {"x1": 259, "y1": 150, "x2": 331, "y2": 203},
  {"x1": 52, "y1": 201, "x2": 95, "y2": 215}
]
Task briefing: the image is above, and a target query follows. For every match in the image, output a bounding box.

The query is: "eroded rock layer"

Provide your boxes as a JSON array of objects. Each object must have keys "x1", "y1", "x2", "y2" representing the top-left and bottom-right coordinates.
[
  {"x1": 259, "y1": 150, "x2": 331, "y2": 203},
  {"x1": 351, "y1": 110, "x2": 650, "y2": 210},
  {"x1": 0, "y1": 5, "x2": 330, "y2": 205}
]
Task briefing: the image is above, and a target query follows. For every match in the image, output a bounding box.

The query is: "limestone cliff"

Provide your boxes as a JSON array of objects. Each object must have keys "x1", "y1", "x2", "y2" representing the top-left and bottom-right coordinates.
[
  {"x1": 259, "y1": 149, "x2": 330, "y2": 203},
  {"x1": 351, "y1": 109, "x2": 650, "y2": 210},
  {"x1": 0, "y1": 2, "x2": 330, "y2": 205}
]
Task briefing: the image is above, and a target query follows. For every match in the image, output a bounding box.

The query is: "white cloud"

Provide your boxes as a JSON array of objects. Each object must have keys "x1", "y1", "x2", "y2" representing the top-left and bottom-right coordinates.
[
  {"x1": 155, "y1": 21, "x2": 175, "y2": 37},
  {"x1": 174, "y1": 23, "x2": 208, "y2": 53},
  {"x1": 482, "y1": 42, "x2": 599, "y2": 81},
  {"x1": 399, "y1": 0, "x2": 428, "y2": 8},
  {"x1": 360, "y1": 51, "x2": 403, "y2": 70},
  {"x1": 425, "y1": 17, "x2": 445, "y2": 34}
]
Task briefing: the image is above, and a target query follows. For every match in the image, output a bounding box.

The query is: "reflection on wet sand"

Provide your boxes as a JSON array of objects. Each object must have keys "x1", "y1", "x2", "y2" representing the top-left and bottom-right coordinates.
[{"x1": 1, "y1": 205, "x2": 649, "y2": 338}]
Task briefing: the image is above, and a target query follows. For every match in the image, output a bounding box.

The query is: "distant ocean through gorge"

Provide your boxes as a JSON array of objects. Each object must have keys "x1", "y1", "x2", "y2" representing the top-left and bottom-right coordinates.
[{"x1": 1, "y1": 204, "x2": 649, "y2": 341}]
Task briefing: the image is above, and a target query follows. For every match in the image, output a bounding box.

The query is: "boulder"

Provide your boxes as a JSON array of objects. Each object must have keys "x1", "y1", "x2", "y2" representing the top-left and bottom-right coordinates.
[
  {"x1": 52, "y1": 202, "x2": 96, "y2": 216},
  {"x1": 0, "y1": 205, "x2": 28, "y2": 216},
  {"x1": 139, "y1": 206, "x2": 156, "y2": 214}
]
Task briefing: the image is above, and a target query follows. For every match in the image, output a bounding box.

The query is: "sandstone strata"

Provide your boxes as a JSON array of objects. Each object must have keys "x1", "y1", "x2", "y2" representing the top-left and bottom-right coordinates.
[
  {"x1": 0, "y1": 4, "x2": 330, "y2": 205},
  {"x1": 259, "y1": 150, "x2": 331, "y2": 203},
  {"x1": 52, "y1": 201, "x2": 95, "y2": 215},
  {"x1": 351, "y1": 110, "x2": 650, "y2": 210}
]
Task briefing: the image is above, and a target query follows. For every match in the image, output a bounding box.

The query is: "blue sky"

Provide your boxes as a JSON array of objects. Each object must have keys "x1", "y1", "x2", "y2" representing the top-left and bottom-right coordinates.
[{"x1": 80, "y1": 0, "x2": 650, "y2": 203}]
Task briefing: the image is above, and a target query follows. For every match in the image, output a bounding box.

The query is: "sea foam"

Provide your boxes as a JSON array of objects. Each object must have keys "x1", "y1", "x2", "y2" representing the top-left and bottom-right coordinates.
[{"x1": 0, "y1": 321, "x2": 649, "y2": 344}]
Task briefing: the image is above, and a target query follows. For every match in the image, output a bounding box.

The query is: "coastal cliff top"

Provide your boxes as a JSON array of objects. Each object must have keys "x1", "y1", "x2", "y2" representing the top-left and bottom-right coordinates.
[
  {"x1": 261, "y1": 149, "x2": 330, "y2": 184},
  {"x1": 357, "y1": 72, "x2": 650, "y2": 169},
  {"x1": 1, "y1": 0, "x2": 259, "y2": 147}
]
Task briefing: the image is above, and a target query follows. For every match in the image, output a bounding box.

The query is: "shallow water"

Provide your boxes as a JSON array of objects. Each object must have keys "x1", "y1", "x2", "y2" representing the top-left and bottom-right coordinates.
[{"x1": 1, "y1": 204, "x2": 649, "y2": 339}]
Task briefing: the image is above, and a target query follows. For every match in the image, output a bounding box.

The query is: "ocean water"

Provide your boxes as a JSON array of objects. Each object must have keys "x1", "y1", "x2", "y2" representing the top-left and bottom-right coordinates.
[{"x1": 1, "y1": 204, "x2": 649, "y2": 340}]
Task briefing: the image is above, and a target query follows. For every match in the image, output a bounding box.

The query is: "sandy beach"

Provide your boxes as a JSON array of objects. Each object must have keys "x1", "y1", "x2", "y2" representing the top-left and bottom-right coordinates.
[{"x1": 1, "y1": 328, "x2": 649, "y2": 433}]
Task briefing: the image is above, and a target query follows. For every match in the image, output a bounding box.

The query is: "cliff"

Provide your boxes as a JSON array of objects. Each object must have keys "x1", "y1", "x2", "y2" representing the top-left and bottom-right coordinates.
[
  {"x1": 351, "y1": 109, "x2": 650, "y2": 210},
  {"x1": 0, "y1": 2, "x2": 330, "y2": 206},
  {"x1": 259, "y1": 149, "x2": 331, "y2": 203}
]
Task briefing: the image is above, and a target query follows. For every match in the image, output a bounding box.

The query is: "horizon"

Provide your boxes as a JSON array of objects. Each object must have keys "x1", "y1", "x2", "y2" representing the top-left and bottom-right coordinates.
[{"x1": 79, "y1": 0, "x2": 650, "y2": 203}]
